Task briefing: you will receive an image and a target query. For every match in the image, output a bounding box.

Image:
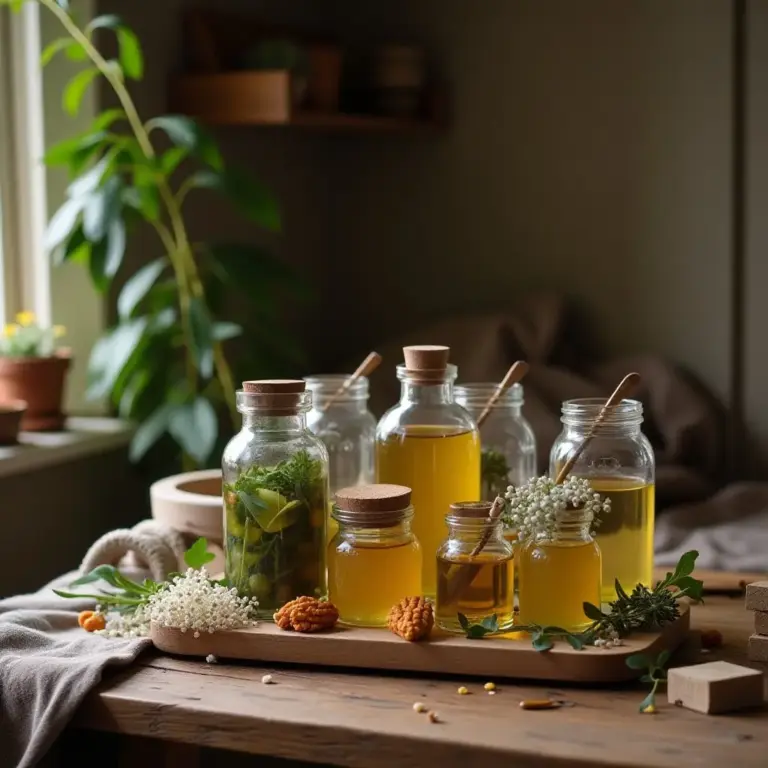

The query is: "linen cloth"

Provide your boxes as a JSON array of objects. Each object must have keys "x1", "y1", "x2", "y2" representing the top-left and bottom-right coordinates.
[{"x1": 0, "y1": 571, "x2": 150, "y2": 768}]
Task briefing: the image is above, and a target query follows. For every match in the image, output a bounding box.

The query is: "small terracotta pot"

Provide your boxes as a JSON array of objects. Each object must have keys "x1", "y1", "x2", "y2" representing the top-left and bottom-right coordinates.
[
  {"x1": 0, "y1": 350, "x2": 71, "y2": 431},
  {"x1": 0, "y1": 400, "x2": 27, "y2": 444}
]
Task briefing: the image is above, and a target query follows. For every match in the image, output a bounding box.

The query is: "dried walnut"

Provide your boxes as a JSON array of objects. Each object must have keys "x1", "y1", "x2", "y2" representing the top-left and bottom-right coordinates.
[
  {"x1": 274, "y1": 596, "x2": 339, "y2": 633},
  {"x1": 387, "y1": 596, "x2": 433, "y2": 641}
]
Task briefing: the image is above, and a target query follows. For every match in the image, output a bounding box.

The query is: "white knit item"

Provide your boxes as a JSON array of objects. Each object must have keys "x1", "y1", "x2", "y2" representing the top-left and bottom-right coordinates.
[{"x1": 126, "y1": 520, "x2": 188, "y2": 568}]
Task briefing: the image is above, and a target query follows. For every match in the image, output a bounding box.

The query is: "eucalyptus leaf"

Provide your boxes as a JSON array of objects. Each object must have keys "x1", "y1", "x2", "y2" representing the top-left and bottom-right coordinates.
[
  {"x1": 129, "y1": 402, "x2": 175, "y2": 462},
  {"x1": 168, "y1": 397, "x2": 218, "y2": 464},
  {"x1": 146, "y1": 115, "x2": 222, "y2": 170},
  {"x1": 63, "y1": 67, "x2": 99, "y2": 116},
  {"x1": 189, "y1": 297, "x2": 214, "y2": 379},
  {"x1": 117, "y1": 257, "x2": 167, "y2": 319}
]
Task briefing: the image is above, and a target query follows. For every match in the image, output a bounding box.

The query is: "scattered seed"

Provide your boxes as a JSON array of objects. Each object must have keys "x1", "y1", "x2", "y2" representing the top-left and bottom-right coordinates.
[
  {"x1": 261, "y1": 674, "x2": 274, "y2": 684},
  {"x1": 427, "y1": 711, "x2": 440, "y2": 723},
  {"x1": 413, "y1": 702, "x2": 427, "y2": 713},
  {"x1": 205, "y1": 654, "x2": 218, "y2": 664},
  {"x1": 519, "y1": 699, "x2": 560, "y2": 710},
  {"x1": 457, "y1": 686, "x2": 469, "y2": 695},
  {"x1": 484, "y1": 682, "x2": 496, "y2": 691}
]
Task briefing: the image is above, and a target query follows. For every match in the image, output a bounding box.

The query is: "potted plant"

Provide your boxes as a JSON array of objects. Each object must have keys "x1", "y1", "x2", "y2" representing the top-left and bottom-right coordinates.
[{"x1": 0, "y1": 311, "x2": 70, "y2": 431}]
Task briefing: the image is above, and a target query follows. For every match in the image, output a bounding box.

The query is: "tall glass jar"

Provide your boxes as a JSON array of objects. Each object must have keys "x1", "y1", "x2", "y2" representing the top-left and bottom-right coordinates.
[
  {"x1": 305, "y1": 375, "x2": 376, "y2": 494},
  {"x1": 549, "y1": 398, "x2": 655, "y2": 602},
  {"x1": 376, "y1": 345, "x2": 481, "y2": 598},
  {"x1": 328, "y1": 483, "x2": 421, "y2": 627},
  {"x1": 222, "y1": 379, "x2": 330, "y2": 615},
  {"x1": 454, "y1": 382, "x2": 537, "y2": 499},
  {"x1": 517, "y1": 506, "x2": 601, "y2": 632}
]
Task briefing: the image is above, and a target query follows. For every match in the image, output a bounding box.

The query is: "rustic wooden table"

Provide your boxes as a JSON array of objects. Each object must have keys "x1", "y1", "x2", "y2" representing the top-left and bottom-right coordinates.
[{"x1": 67, "y1": 595, "x2": 767, "y2": 768}]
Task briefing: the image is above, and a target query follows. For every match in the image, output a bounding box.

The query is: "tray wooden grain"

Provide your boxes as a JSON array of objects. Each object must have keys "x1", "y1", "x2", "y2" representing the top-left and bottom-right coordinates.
[{"x1": 151, "y1": 604, "x2": 690, "y2": 683}]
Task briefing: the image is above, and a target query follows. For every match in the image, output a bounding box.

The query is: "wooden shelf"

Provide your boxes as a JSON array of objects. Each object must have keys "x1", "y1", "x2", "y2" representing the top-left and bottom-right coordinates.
[{"x1": 170, "y1": 72, "x2": 442, "y2": 134}]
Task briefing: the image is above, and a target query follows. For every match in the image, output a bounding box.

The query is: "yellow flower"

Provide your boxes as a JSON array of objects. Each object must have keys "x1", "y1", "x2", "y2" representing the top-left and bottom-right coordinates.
[
  {"x1": 15, "y1": 311, "x2": 36, "y2": 327},
  {"x1": 53, "y1": 325, "x2": 66, "y2": 339},
  {"x1": 3, "y1": 324, "x2": 18, "y2": 338}
]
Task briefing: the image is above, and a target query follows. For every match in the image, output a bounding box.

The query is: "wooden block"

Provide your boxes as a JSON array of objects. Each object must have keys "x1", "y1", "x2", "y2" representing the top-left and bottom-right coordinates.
[
  {"x1": 755, "y1": 611, "x2": 768, "y2": 636},
  {"x1": 667, "y1": 661, "x2": 764, "y2": 714},
  {"x1": 748, "y1": 633, "x2": 768, "y2": 662},
  {"x1": 745, "y1": 581, "x2": 768, "y2": 612}
]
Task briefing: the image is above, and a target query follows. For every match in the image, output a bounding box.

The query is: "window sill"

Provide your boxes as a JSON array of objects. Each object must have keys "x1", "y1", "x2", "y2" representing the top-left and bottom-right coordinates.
[{"x1": 0, "y1": 416, "x2": 133, "y2": 478}]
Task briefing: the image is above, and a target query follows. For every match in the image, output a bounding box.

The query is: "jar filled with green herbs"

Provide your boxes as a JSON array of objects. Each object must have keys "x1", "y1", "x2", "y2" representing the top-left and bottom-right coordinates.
[{"x1": 222, "y1": 379, "x2": 329, "y2": 615}]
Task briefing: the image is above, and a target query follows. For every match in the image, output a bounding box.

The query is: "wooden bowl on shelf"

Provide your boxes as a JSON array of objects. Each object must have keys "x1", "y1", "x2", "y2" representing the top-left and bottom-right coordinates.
[
  {"x1": 150, "y1": 469, "x2": 223, "y2": 544},
  {"x1": 0, "y1": 400, "x2": 27, "y2": 445}
]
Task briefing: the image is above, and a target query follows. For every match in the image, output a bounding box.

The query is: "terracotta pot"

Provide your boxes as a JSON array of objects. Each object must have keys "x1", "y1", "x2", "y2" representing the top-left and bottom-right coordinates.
[
  {"x1": 150, "y1": 469, "x2": 223, "y2": 544},
  {"x1": 0, "y1": 400, "x2": 27, "y2": 444},
  {"x1": 0, "y1": 350, "x2": 71, "y2": 431}
]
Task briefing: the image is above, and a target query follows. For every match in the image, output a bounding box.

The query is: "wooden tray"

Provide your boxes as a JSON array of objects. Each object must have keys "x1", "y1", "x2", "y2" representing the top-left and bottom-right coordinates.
[{"x1": 151, "y1": 605, "x2": 690, "y2": 683}]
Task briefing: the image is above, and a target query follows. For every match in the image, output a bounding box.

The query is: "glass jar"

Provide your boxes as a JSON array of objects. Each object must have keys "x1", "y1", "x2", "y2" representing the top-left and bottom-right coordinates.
[
  {"x1": 435, "y1": 501, "x2": 515, "y2": 632},
  {"x1": 222, "y1": 379, "x2": 330, "y2": 615},
  {"x1": 454, "y1": 382, "x2": 537, "y2": 499},
  {"x1": 305, "y1": 375, "x2": 376, "y2": 494},
  {"x1": 549, "y1": 398, "x2": 655, "y2": 602},
  {"x1": 328, "y1": 483, "x2": 421, "y2": 627},
  {"x1": 376, "y1": 345, "x2": 481, "y2": 598},
  {"x1": 517, "y1": 506, "x2": 601, "y2": 632}
]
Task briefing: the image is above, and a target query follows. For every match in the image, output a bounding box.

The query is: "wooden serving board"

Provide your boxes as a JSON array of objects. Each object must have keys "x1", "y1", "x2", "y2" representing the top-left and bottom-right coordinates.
[{"x1": 151, "y1": 604, "x2": 690, "y2": 684}]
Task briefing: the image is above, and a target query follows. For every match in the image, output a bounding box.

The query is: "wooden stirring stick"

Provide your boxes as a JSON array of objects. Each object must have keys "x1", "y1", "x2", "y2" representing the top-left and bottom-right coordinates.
[
  {"x1": 476, "y1": 360, "x2": 530, "y2": 429},
  {"x1": 554, "y1": 371, "x2": 641, "y2": 484},
  {"x1": 319, "y1": 352, "x2": 382, "y2": 413}
]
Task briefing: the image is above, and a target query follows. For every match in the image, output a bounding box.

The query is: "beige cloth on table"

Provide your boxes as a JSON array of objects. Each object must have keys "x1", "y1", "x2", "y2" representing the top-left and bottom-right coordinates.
[{"x1": 360, "y1": 293, "x2": 726, "y2": 509}]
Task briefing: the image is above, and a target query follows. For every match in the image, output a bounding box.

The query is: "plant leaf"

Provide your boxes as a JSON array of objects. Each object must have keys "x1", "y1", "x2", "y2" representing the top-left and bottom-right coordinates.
[
  {"x1": 531, "y1": 632, "x2": 554, "y2": 652},
  {"x1": 91, "y1": 109, "x2": 126, "y2": 131},
  {"x1": 582, "y1": 601, "x2": 604, "y2": 622},
  {"x1": 457, "y1": 612, "x2": 470, "y2": 631},
  {"x1": 53, "y1": 225, "x2": 88, "y2": 267},
  {"x1": 480, "y1": 614, "x2": 499, "y2": 632},
  {"x1": 672, "y1": 550, "x2": 698, "y2": 580},
  {"x1": 168, "y1": 397, "x2": 218, "y2": 464},
  {"x1": 615, "y1": 578, "x2": 629, "y2": 602},
  {"x1": 211, "y1": 322, "x2": 243, "y2": 342},
  {"x1": 45, "y1": 198, "x2": 85, "y2": 251},
  {"x1": 118, "y1": 257, "x2": 167, "y2": 319},
  {"x1": 674, "y1": 575, "x2": 704, "y2": 603},
  {"x1": 129, "y1": 403, "x2": 176, "y2": 462},
  {"x1": 117, "y1": 27, "x2": 143, "y2": 79},
  {"x1": 184, "y1": 537, "x2": 216, "y2": 569},
  {"x1": 465, "y1": 625, "x2": 492, "y2": 639},
  {"x1": 41, "y1": 37, "x2": 71, "y2": 67},
  {"x1": 69, "y1": 564, "x2": 123, "y2": 588},
  {"x1": 625, "y1": 653, "x2": 651, "y2": 670},
  {"x1": 83, "y1": 176, "x2": 122, "y2": 243},
  {"x1": 564, "y1": 633, "x2": 584, "y2": 651},
  {"x1": 67, "y1": 153, "x2": 114, "y2": 199},
  {"x1": 146, "y1": 115, "x2": 222, "y2": 170},
  {"x1": 45, "y1": 130, "x2": 108, "y2": 170},
  {"x1": 63, "y1": 67, "x2": 99, "y2": 116},
  {"x1": 638, "y1": 691, "x2": 656, "y2": 713},
  {"x1": 86, "y1": 317, "x2": 149, "y2": 400},
  {"x1": 639, "y1": 674, "x2": 654, "y2": 683},
  {"x1": 655, "y1": 649, "x2": 671, "y2": 670},
  {"x1": 188, "y1": 297, "x2": 214, "y2": 379},
  {"x1": 160, "y1": 146, "x2": 187, "y2": 175}
]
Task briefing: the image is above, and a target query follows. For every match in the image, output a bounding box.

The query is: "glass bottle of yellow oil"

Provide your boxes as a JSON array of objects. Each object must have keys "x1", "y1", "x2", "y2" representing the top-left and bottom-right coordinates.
[
  {"x1": 328, "y1": 484, "x2": 421, "y2": 626},
  {"x1": 436, "y1": 501, "x2": 514, "y2": 632},
  {"x1": 550, "y1": 398, "x2": 655, "y2": 602},
  {"x1": 376, "y1": 346, "x2": 481, "y2": 598},
  {"x1": 517, "y1": 506, "x2": 602, "y2": 631}
]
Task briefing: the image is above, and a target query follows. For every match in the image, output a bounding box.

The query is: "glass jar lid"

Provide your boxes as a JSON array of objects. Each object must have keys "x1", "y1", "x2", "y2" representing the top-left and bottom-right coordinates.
[
  {"x1": 237, "y1": 379, "x2": 312, "y2": 415},
  {"x1": 333, "y1": 483, "x2": 413, "y2": 527},
  {"x1": 397, "y1": 344, "x2": 457, "y2": 383}
]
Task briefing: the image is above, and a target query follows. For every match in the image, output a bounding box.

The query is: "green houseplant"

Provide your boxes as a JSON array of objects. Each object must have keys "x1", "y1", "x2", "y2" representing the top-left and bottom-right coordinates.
[{"x1": 1, "y1": 0, "x2": 303, "y2": 466}]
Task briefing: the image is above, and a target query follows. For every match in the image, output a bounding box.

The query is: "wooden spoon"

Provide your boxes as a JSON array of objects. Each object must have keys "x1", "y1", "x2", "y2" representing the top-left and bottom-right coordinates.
[
  {"x1": 319, "y1": 352, "x2": 382, "y2": 413},
  {"x1": 475, "y1": 360, "x2": 530, "y2": 428}
]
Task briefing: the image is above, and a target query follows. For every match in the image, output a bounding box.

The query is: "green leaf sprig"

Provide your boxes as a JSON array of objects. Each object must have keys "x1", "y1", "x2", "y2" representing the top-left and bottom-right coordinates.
[
  {"x1": 481, "y1": 449, "x2": 511, "y2": 499},
  {"x1": 458, "y1": 612, "x2": 499, "y2": 638},
  {"x1": 626, "y1": 650, "x2": 670, "y2": 713},
  {"x1": 459, "y1": 612, "x2": 586, "y2": 651}
]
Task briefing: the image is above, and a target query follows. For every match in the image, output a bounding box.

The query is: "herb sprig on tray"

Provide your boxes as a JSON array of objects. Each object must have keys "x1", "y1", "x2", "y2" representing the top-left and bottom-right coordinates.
[{"x1": 626, "y1": 650, "x2": 671, "y2": 713}]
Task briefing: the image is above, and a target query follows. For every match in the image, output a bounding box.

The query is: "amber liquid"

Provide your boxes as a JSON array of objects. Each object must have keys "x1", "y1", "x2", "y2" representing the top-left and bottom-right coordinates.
[
  {"x1": 436, "y1": 553, "x2": 514, "y2": 631},
  {"x1": 586, "y1": 477, "x2": 655, "y2": 602},
  {"x1": 328, "y1": 538, "x2": 422, "y2": 626},
  {"x1": 376, "y1": 426, "x2": 481, "y2": 597},
  {"x1": 518, "y1": 539, "x2": 601, "y2": 631}
]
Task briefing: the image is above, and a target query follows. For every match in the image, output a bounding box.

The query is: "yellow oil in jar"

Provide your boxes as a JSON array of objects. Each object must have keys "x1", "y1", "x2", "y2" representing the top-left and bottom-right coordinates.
[
  {"x1": 328, "y1": 538, "x2": 421, "y2": 626},
  {"x1": 376, "y1": 426, "x2": 481, "y2": 597},
  {"x1": 586, "y1": 477, "x2": 655, "y2": 602},
  {"x1": 517, "y1": 540, "x2": 601, "y2": 631},
  {"x1": 436, "y1": 552, "x2": 514, "y2": 631}
]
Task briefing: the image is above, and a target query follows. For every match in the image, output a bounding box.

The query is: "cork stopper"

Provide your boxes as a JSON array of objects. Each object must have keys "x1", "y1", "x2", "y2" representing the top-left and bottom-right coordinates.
[
  {"x1": 402, "y1": 345, "x2": 450, "y2": 383},
  {"x1": 333, "y1": 483, "x2": 413, "y2": 527},
  {"x1": 448, "y1": 501, "x2": 494, "y2": 519},
  {"x1": 240, "y1": 379, "x2": 307, "y2": 415}
]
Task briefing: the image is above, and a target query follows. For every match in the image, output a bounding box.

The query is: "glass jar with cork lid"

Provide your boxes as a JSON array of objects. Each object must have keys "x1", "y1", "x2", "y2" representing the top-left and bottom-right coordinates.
[
  {"x1": 328, "y1": 483, "x2": 421, "y2": 627},
  {"x1": 375, "y1": 345, "x2": 481, "y2": 598},
  {"x1": 222, "y1": 379, "x2": 330, "y2": 615}
]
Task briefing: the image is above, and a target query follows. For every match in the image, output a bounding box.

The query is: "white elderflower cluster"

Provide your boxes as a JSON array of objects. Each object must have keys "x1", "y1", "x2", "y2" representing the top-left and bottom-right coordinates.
[
  {"x1": 504, "y1": 476, "x2": 610, "y2": 541},
  {"x1": 146, "y1": 567, "x2": 258, "y2": 636},
  {"x1": 95, "y1": 605, "x2": 151, "y2": 638}
]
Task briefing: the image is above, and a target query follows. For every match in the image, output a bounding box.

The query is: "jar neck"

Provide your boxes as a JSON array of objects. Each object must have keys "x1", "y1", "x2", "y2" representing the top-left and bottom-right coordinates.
[
  {"x1": 305, "y1": 375, "x2": 370, "y2": 413},
  {"x1": 242, "y1": 413, "x2": 307, "y2": 431},
  {"x1": 561, "y1": 398, "x2": 643, "y2": 437},
  {"x1": 446, "y1": 518, "x2": 505, "y2": 545},
  {"x1": 337, "y1": 519, "x2": 412, "y2": 541},
  {"x1": 534, "y1": 508, "x2": 593, "y2": 543},
  {"x1": 455, "y1": 383, "x2": 524, "y2": 415}
]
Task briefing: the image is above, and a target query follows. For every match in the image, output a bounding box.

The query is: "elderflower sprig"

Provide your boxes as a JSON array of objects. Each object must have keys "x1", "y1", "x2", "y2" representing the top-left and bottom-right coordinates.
[{"x1": 503, "y1": 475, "x2": 610, "y2": 541}]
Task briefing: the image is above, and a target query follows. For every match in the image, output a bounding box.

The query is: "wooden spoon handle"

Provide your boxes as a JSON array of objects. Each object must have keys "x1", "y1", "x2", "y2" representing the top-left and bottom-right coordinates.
[
  {"x1": 319, "y1": 352, "x2": 382, "y2": 413},
  {"x1": 476, "y1": 361, "x2": 530, "y2": 428},
  {"x1": 554, "y1": 372, "x2": 641, "y2": 484}
]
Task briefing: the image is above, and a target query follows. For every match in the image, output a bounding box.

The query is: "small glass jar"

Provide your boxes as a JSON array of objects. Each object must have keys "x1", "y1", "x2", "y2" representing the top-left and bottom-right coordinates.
[
  {"x1": 549, "y1": 398, "x2": 655, "y2": 602},
  {"x1": 435, "y1": 501, "x2": 514, "y2": 632},
  {"x1": 517, "y1": 506, "x2": 601, "y2": 632},
  {"x1": 222, "y1": 379, "x2": 330, "y2": 615},
  {"x1": 328, "y1": 483, "x2": 421, "y2": 627},
  {"x1": 305, "y1": 375, "x2": 376, "y2": 494},
  {"x1": 376, "y1": 345, "x2": 481, "y2": 599},
  {"x1": 454, "y1": 382, "x2": 537, "y2": 499}
]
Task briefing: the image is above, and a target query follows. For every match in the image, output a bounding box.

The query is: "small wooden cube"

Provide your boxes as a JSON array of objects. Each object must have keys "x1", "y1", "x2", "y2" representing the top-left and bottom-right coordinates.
[
  {"x1": 745, "y1": 581, "x2": 768, "y2": 612},
  {"x1": 748, "y1": 633, "x2": 768, "y2": 663},
  {"x1": 755, "y1": 611, "x2": 768, "y2": 636},
  {"x1": 667, "y1": 661, "x2": 764, "y2": 714}
]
